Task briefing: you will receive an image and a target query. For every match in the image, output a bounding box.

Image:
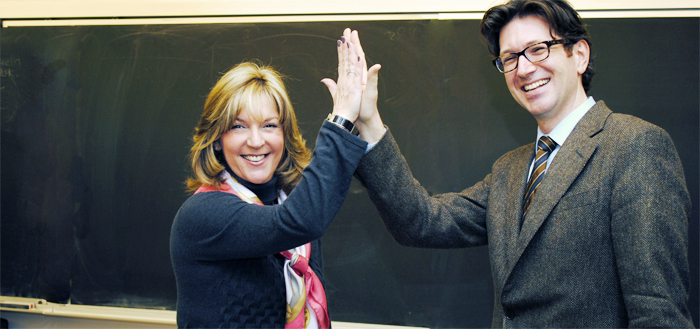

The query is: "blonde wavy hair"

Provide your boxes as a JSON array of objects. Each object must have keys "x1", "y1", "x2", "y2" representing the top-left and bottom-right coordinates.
[{"x1": 186, "y1": 62, "x2": 311, "y2": 193}]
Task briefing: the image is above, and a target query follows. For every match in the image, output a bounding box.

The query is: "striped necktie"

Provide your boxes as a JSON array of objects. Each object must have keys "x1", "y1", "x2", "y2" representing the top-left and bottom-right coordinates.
[{"x1": 522, "y1": 136, "x2": 557, "y2": 220}]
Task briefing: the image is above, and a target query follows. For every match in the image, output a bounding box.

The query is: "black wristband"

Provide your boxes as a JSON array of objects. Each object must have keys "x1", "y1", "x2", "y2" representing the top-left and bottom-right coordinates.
[{"x1": 327, "y1": 114, "x2": 355, "y2": 134}]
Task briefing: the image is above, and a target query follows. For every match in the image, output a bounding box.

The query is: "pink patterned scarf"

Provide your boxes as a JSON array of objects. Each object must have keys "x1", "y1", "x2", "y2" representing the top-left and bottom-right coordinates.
[{"x1": 194, "y1": 171, "x2": 329, "y2": 329}]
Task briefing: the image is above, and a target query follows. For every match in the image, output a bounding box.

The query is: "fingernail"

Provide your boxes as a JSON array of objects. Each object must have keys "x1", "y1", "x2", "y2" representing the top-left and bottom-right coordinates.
[
  {"x1": 341, "y1": 36, "x2": 345, "y2": 43},
  {"x1": 337, "y1": 40, "x2": 341, "y2": 47},
  {"x1": 358, "y1": 56, "x2": 361, "y2": 61}
]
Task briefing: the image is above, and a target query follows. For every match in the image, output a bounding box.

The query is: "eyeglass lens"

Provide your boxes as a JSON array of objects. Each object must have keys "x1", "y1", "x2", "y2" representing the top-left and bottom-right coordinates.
[{"x1": 497, "y1": 42, "x2": 552, "y2": 73}]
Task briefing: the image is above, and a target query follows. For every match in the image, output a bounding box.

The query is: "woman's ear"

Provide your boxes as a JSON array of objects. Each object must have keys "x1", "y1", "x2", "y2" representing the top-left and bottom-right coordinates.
[{"x1": 213, "y1": 141, "x2": 222, "y2": 151}]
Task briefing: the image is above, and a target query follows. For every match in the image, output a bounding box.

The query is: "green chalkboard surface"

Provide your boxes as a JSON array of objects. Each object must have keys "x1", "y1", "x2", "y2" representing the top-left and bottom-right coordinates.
[{"x1": 1, "y1": 18, "x2": 698, "y2": 327}]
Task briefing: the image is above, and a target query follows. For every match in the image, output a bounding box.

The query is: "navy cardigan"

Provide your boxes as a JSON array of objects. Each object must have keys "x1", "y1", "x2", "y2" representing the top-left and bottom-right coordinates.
[{"x1": 170, "y1": 122, "x2": 367, "y2": 328}]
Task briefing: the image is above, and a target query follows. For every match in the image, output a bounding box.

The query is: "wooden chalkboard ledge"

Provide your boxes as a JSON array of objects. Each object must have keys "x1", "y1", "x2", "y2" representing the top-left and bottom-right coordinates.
[{"x1": 0, "y1": 296, "x2": 426, "y2": 329}]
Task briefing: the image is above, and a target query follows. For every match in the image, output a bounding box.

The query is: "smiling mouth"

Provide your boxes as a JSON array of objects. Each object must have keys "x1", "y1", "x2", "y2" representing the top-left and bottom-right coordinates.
[
  {"x1": 242, "y1": 155, "x2": 266, "y2": 162},
  {"x1": 523, "y1": 79, "x2": 550, "y2": 92}
]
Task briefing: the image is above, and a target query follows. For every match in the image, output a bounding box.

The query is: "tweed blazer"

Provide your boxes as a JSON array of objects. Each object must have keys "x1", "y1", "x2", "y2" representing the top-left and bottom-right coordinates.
[{"x1": 356, "y1": 101, "x2": 693, "y2": 328}]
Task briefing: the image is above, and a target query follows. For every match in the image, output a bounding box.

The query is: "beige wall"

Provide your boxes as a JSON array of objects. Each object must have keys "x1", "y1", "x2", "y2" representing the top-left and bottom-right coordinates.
[{"x1": 1, "y1": 0, "x2": 698, "y2": 20}]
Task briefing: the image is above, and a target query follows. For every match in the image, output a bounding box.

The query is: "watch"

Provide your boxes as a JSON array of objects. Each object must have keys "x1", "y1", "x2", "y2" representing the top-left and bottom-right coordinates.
[{"x1": 326, "y1": 114, "x2": 355, "y2": 134}]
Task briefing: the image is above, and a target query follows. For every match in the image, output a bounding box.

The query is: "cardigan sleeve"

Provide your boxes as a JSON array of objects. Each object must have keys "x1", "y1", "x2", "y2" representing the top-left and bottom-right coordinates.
[{"x1": 171, "y1": 121, "x2": 367, "y2": 260}]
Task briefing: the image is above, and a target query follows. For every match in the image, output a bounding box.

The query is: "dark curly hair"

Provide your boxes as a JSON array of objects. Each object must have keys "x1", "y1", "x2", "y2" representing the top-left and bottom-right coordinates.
[{"x1": 480, "y1": 0, "x2": 594, "y2": 92}]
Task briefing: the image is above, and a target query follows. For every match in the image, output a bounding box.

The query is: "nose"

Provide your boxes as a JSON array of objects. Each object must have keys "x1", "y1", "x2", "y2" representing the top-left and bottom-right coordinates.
[
  {"x1": 246, "y1": 128, "x2": 264, "y2": 148},
  {"x1": 516, "y1": 54, "x2": 536, "y2": 77}
]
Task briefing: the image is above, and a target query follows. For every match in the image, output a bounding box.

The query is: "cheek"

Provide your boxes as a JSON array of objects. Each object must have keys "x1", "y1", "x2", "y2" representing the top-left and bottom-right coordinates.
[
  {"x1": 271, "y1": 136, "x2": 286, "y2": 167},
  {"x1": 504, "y1": 73, "x2": 516, "y2": 88},
  {"x1": 270, "y1": 132, "x2": 285, "y2": 152},
  {"x1": 220, "y1": 134, "x2": 243, "y2": 156},
  {"x1": 219, "y1": 134, "x2": 232, "y2": 150},
  {"x1": 505, "y1": 78, "x2": 521, "y2": 98}
]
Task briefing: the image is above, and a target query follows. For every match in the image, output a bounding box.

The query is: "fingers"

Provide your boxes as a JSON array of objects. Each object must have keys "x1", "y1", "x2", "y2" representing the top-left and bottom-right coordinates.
[
  {"x1": 359, "y1": 63, "x2": 381, "y2": 119},
  {"x1": 336, "y1": 32, "x2": 360, "y2": 83},
  {"x1": 347, "y1": 41, "x2": 363, "y2": 83},
  {"x1": 325, "y1": 33, "x2": 354, "y2": 103},
  {"x1": 365, "y1": 64, "x2": 381, "y2": 93},
  {"x1": 322, "y1": 28, "x2": 370, "y2": 123},
  {"x1": 337, "y1": 36, "x2": 347, "y2": 78},
  {"x1": 356, "y1": 63, "x2": 384, "y2": 144},
  {"x1": 350, "y1": 30, "x2": 364, "y2": 58},
  {"x1": 350, "y1": 30, "x2": 368, "y2": 85},
  {"x1": 328, "y1": 31, "x2": 363, "y2": 121},
  {"x1": 322, "y1": 38, "x2": 344, "y2": 103},
  {"x1": 332, "y1": 28, "x2": 364, "y2": 86}
]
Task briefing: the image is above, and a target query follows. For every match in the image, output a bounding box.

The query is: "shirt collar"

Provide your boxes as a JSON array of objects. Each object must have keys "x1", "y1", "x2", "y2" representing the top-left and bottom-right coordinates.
[{"x1": 537, "y1": 96, "x2": 596, "y2": 147}]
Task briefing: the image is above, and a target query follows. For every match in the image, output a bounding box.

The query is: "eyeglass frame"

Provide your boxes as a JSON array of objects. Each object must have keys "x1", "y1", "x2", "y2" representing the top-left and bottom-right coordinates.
[{"x1": 492, "y1": 39, "x2": 572, "y2": 73}]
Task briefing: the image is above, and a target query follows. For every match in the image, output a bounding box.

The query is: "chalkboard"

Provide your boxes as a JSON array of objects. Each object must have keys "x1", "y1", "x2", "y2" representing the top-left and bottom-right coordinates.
[{"x1": 1, "y1": 18, "x2": 698, "y2": 328}]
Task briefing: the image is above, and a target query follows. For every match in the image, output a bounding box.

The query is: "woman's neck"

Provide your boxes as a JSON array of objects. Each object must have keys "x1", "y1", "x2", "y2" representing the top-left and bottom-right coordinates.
[{"x1": 227, "y1": 169, "x2": 278, "y2": 205}]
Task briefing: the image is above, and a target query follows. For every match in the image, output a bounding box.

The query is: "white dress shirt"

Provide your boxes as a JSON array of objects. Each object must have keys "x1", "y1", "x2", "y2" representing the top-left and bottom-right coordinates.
[{"x1": 528, "y1": 96, "x2": 596, "y2": 179}]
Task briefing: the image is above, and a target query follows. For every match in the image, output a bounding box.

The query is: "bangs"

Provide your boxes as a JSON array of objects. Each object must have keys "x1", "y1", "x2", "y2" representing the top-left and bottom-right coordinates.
[
  {"x1": 206, "y1": 62, "x2": 290, "y2": 141},
  {"x1": 227, "y1": 86, "x2": 280, "y2": 124}
]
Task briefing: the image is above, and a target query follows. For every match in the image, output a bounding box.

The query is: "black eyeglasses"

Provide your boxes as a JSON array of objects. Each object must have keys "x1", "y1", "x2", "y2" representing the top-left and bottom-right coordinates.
[{"x1": 493, "y1": 39, "x2": 570, "y2": 73}]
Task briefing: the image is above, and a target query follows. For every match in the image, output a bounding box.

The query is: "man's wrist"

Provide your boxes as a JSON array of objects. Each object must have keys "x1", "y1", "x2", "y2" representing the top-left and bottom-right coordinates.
[{"x1": 355, "y1": 115, "x2": 385, "y2": 144}]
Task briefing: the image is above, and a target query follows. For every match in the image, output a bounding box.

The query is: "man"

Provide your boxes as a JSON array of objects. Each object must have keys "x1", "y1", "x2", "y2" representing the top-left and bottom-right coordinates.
[{"x1": 347, "y1": 0, "x2": 694, "y2": 327}]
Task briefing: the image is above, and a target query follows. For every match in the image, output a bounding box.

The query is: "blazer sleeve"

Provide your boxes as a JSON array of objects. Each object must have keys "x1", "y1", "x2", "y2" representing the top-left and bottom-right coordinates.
[
  {"x1": 609, "y1": 122, "x2": 693, "y2": 327},
  {"x1": 172, "y1": 121, "x2": 368, "y2": 260},
  {"x1": 356, "y1": 127, "x2": 489, "y2": 248}
]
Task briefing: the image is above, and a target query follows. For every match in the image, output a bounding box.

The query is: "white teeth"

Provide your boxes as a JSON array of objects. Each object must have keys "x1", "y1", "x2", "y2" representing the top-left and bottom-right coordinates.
[
  {"x1": 524, "y1": 79, "x2": 549, "y2": 91},
  {"x1": 243, "y1": 155, "x2": 265, "y2": 162}
]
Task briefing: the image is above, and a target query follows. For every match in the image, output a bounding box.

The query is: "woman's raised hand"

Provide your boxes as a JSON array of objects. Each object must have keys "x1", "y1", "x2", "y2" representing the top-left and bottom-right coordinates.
[
  {"x1": 321, "y1": 29, "x2": 365, "y2": 123},
  {"x1": 322, "y1": 28, "x2": 384, "y2": 143}
]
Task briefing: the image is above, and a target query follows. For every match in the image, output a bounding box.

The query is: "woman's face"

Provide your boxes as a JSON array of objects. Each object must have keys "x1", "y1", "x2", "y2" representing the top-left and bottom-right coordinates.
[{"x1": 220, "y1": 96, "x2": 284, "y2": 184}]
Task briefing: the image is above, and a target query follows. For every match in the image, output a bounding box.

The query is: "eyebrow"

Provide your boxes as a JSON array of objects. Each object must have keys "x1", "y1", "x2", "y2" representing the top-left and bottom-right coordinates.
[{"x1": 500, "y1": 39, "x2": 544, "y2": 55}]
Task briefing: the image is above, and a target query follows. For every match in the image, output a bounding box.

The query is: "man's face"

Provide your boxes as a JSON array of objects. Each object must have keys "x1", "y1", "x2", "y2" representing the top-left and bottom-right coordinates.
[{"x1": 499, "y1": 15, "x2": 588, "y2": 127}]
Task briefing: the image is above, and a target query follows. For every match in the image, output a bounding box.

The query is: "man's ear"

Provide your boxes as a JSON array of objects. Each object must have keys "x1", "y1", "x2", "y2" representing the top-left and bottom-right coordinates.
[{"x1": 573, "y1": 39, "x2": 590, "y2": 75}]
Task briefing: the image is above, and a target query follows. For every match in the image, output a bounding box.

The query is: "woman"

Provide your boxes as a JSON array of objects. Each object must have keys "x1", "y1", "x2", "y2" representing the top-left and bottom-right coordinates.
[{"x1": 170, "y1": 34, "x2": 379, "y2": 328}]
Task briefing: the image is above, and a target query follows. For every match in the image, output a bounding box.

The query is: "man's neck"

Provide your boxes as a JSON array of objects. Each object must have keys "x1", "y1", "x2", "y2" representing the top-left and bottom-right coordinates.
[{"x1": 537, "y1": 89, "x2": 589, "y2": 134}]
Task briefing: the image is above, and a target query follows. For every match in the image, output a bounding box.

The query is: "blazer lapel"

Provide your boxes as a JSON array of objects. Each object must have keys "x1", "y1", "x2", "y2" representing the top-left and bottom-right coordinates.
[
  {"x1": 504, "y1": 101, "x2": 612, "y2": 279},
  {"x1": 495, "y1": 145, "x2": 535, "y2": 285}
]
